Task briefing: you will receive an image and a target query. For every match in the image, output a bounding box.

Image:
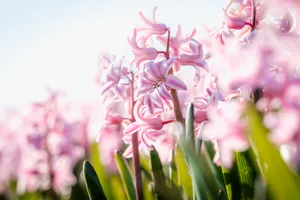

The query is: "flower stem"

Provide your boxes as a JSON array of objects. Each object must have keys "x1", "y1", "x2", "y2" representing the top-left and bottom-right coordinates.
[
  {"x1": 165, "y1": 29, "x2": 185, "y2": 124},
  {"x1": 132, "y1": 133, "x2": 143, "y2": 200},
  {"x1": 251, "y1": 0, "x2": 256, "y2": 31},
  {"x1": 130, "y1": 72, "x2": 144, "y2": 200}
]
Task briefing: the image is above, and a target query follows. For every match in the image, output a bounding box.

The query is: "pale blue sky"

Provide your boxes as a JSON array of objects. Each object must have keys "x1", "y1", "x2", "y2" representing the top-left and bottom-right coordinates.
[{"x1": 0, "y1": 0, "x2": 226, "y2": 116}]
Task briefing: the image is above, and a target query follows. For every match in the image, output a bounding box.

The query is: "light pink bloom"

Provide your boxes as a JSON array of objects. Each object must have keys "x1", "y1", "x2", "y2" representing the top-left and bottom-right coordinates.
[
  {"x1": 157, "y1": 25, "x2": 197, "y2": 55},
  {"x1": 99, "y1": 55, "x2": 131, "y2": 100},
  {"x1": 268, "y1": 108, "x2": 300, "y2": 145},
  {"x1": 136, "y1": 7, "x2": 169, "y2": 36},
  {"x1": 123, "y1": 100, "x2": 174, "y2": 157},
  {"x1": 52, "y1": 157, "x2": 77, "y2": 196},
  {"x1": 201, "y1": 101, "x2": 249, "y2": 168},
  {"x1": 176, "y1": 39, "x2": 208, "y2": 86},
  {"x1": 128, "y1": 29, "x2": 161, "y2": 68},
  {"x1": 136, "y1": 57, "x2": 187, "y2": 113},
  {"x1": 223, "y1": 6, "x2": 252, "y2": 30},
  {"x1": 122, "y1": 129, "x2": 166, "y2": 158},
  {"x1": 193, "y1": 98, "x2": 208, "y2": 124},
  {"x1": 96, "y1": 112, "x2": 125, "y2": 142},
  {"x1": 123, "y1": 100, "x2": 165, "y2": 135}
]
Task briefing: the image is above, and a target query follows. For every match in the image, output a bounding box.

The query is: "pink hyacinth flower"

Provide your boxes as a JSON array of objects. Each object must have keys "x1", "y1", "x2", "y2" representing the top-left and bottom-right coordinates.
[
  {"x1": 177, "y1": 39, "x2": 208, "y2": 86},
  {"x1": 123, "y1": 100, "x2": 166, "y2": 135},
  {"x1": 99, "y1": 56, "x2": 131, "y2": 100},
  {"x1": 201, "y1": 101, "x2": 249, "y2": 168},
  {"x1": 157, "y1": 25, "x2": 197, "y2": 54},
  {"x1": 136, "y1": 57, "x2": 187, "y2": 113},
  {"x1": 269, "y1": 108, "x2": 300, "y2": 145},
  {"x1": 96, "y1": 112, "x2": 125, "y2": 142},
  {"x1": 136, "y1": 7, "x2": 169, "y2": 36},
  {"x1": 128, "y1": 29, "x2": 161, "y2": 69},
  {"x1": 224, "y1": 9, "x2": 252, "y2": 30}
]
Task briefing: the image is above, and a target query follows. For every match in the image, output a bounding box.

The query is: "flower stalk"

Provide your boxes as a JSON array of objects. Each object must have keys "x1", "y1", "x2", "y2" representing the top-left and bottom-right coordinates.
[
  {"x1": 130, "y1": 72, "x2": 144, "y2": 200},
  {"x1": 166, "y1": 30, "x2": 185, "y2": 124}
]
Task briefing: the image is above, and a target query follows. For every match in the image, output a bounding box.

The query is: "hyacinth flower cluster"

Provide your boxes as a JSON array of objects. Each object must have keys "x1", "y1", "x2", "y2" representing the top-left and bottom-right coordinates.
[
  {"x1": 90, "y1": 0, "x2": 300, "y2": 200},
  {"x1": 0, "y1": 89, "x2": 94, "y2": 198}
]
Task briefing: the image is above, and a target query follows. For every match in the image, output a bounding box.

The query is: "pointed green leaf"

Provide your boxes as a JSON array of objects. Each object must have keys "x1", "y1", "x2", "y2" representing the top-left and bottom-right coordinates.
[
  {"x1": 221, "y1": 166, "x2": 233, "y2": 200},
  {"x1": 175, "y1": 148, "x2": 193, "y2": 200},
  {"x1": 83, "y1": 160, "x2": 107, "y2": 200},
  {"x1": 169, "y1": 149, "x2": 178, "y2": 186},
  {"x1": 185, "y1": 103, "x2": 195, "y2": 148},
  {"x1": 235, "y1": 151, "x2": 255, "y2": 200},
  {"x1": 202, "y1": 141, "x2": 225, "y2": 192},
  {"x1": 115, "y1": 151, "x2": 136, "y2": 200},
  {"x1": 247, "y1": 105, "x2": 300, "y2": 200},
  {"x1": 110, "y1": 175, "x2": 127, "y2": 200},
  {"x1": 179, "y1": 139, "x2": 219, "y2": 200},
  {"x1": 89, "y1": 142, "x2": 112, "y2": 199},
  {"x1": 150, "y1": 147, "x2": 183, "y2": 200}
]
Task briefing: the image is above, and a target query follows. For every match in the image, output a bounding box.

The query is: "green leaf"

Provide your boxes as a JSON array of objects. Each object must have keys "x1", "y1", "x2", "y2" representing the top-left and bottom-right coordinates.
[
  {"x1": 143, "y1": 177, "x2": 155, "y2": 200},
  {"x1": 169, "y1": 149, "x2": 178, "y2": 186},
  {"x1": 185, "y1": 103, "x2": 195, "y2": 148},
  {"x1": 202, "y1": 141, "x2": 225, "y2": 192},
  {"x1": 179, "y1": 139, "x2": 219, "y2": 200},
  {"x1": 247, "y1": 105, "x2": 300, "y2": 200},
  {"x1": 253, "y1": 176, "x2": 267, "y2": 200},
  {"x1": 221, "y1": 163, "x2": 242, "y2": 200},
  {"x1": 150, "y1": 147, "x2": 183, "y2": 200},
  {"x1": 175, "y1": 148, "x2": 193, "y2": 200},
  {"x1": 115, "y1": 151, "x2": 136, "y2": 200},
  {"x1": 18, "y1": 192, "x2": 41, "y2": 200},
  {"x1": 140, "y1": 155, "x2": 151, "y2": 175},
  {"x1": 70, "y1": 160, "x2": 89, "y2": 200},
  {"x1": 235, "y1": 151, "x2": 255, "y2": 200},
  {"x1": 83, "y1": 160, "x2": 107, "y2": 200},
  {"x1": 89, "y1": 142, "x2": 113, "y2": 199},
  {"x1": 110, "y1": 175, "x2": 127, "y2": 200},
  {"x1": 221, "y1": 166, "x2": 233, "y2": 200}
]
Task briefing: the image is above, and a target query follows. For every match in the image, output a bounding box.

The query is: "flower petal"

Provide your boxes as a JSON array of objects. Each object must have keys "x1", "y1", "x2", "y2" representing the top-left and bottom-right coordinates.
[
  {"x1": 165, "y1": 74, "x2": 187, "y2": 90},
  {"x1": 144, "y1": 95, "x2": 155, "y2": 114}
]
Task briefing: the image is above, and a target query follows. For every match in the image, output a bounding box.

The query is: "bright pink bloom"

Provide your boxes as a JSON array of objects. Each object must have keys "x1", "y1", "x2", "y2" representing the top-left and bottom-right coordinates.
[{"x1": 136, "y1": 57, "x2": 187, "y2": 113}]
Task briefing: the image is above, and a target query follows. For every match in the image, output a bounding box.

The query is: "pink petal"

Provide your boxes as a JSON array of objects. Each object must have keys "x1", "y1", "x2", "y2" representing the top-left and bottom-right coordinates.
[
  {"x1": 123, "y1": 122, "x2": 141, "y2": 135},
  {"x1": 145, "y1": 60, "x2": 163, "y2": 79},
  {"x1": 144, "y1": 95, "x2": 155, "y2": 114},
  {"x1": 123, "y1": 145, "x2": 133, "y2": 158},
  {"x1": 163, "y1": 57, "x2": 177, "y2": 76},
  {"x1": 100, "y1": 81, "x2": 115, "y2": 95},
  {"x1": 150, "y1": 90, "x2": 164, "y2": 107},
  {"x1": 136, "y1": 87, "x2": 153, "y2": 99},
  {"x1": 157, "y1": 84, "x2": 172, "y2": 100},
  {"x1": 165, "y1": 75, "x2": 187, "y2": 90}
]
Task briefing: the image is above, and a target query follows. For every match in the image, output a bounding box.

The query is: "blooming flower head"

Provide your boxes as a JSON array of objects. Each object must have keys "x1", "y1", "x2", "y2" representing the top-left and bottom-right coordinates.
[
  {"x1": 98, "y1": 54, "x2": 131, "y2": 102},
  {"x1": 201, "y1": 101, "x2": 249, "y2": 168},
  {"x1": 136, "y1": 7, "x2": 169, "y2": 37},
  {"x1": 128, "y1": 29, "x2": 162, "y2": 69},
  {"x1": 136, "y1": 57, "x2": 187, "y2": 113}
]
